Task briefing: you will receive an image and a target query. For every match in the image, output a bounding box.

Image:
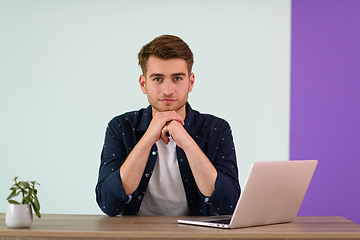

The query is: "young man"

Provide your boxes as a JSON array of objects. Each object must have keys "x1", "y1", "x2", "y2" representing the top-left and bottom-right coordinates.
[{"x1": 96, "y1": 35, "x2": 240, "y2": 216}]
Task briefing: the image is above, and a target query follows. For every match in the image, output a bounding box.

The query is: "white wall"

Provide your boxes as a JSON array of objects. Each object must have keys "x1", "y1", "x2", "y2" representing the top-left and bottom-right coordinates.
[{"x1": 0, "y1": 0, "x2": 290, "y2": 215}]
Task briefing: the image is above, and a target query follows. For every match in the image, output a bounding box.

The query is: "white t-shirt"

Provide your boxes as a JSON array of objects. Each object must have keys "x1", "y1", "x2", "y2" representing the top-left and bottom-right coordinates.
[{"x1": 138, "y1": 136, "x2": 189, "y2": 216}]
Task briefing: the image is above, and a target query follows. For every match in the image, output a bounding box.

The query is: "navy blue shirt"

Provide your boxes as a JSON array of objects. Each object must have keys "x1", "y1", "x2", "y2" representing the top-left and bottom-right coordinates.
[{"x1": 96, "y1": 103, "x2": 240, "y2": 216}]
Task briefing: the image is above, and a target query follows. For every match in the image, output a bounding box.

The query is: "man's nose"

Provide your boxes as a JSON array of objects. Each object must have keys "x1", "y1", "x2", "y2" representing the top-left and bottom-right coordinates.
[{"x1": 163, "y1": 80, "x2": 174, "y2": 95}]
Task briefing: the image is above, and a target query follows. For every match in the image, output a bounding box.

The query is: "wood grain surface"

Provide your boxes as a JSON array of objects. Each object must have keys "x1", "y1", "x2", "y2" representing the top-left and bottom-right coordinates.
[{"x1": 1, "y1": 214, "x2": 360, "y2": 239}]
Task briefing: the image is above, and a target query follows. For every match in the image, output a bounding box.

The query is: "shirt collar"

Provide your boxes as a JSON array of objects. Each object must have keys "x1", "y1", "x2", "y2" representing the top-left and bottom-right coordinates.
[
  {"x1": 136, "y1": 105, "x2": 153, "y2": 132},
  {"x1": 183, "y1": 102, "x2": 194, "y2": 134}
]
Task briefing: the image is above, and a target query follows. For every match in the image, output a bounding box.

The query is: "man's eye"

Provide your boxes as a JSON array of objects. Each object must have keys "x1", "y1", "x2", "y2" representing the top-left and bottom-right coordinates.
[
  {"x1": 154, "y1": 77, "x2": 162, "y2": 82},
  {"x1": 174, "y1": 77, "x2": 182, "y2": 81}
]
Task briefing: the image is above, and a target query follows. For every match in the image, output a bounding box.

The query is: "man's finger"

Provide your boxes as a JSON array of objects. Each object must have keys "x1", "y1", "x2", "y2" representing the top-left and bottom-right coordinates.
[{"x1": 160, "y1": 126, "x2": 170, "y2": 144}]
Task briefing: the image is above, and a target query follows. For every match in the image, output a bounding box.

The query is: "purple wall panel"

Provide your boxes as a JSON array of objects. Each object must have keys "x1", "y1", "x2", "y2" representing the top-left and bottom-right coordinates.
[{"x1": 291, "y1": 0, "x2": 360, "y2": 224}]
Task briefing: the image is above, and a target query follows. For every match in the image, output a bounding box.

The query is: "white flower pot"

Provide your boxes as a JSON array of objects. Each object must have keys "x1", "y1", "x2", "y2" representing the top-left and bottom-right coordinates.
[{"x1": 5, "y1": 203, "x2": 33, "y2": 228}]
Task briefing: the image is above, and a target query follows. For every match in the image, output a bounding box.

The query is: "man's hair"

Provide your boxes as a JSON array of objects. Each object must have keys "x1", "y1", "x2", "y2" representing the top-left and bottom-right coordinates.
[{"x1": 138, "y1": 35, "x2": 194, "y2": 76}]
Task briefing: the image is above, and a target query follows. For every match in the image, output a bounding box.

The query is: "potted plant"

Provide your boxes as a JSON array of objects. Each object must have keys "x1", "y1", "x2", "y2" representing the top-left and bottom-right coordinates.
[{"x1": 5, "y1": 177, "x2": 41, "y2": 228}]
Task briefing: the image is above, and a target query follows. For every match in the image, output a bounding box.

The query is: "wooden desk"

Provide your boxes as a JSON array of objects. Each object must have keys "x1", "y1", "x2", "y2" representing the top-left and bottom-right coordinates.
[{"x1": 1, "y1": 214, "x2": 360, "y2": 239}]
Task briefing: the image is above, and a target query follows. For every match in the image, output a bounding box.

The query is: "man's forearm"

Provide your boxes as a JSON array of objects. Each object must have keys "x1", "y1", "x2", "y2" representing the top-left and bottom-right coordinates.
[
  {"x1": 119, "y1": 135, "x2": 154, "y2": 195},
  {"x1": 182, "y1": 138, "x2": 218, "y2": 197}
]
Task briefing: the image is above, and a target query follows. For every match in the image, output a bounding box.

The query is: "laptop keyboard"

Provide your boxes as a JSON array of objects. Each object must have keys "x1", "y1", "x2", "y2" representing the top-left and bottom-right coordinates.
[{"x1": 206, "y1": 218, "x2": 231, "y2": 225}]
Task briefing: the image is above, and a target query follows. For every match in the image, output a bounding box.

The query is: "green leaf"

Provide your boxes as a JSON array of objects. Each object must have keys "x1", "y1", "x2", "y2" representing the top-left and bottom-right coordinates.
[
  {"x1": 35, "y1": 210, "x2": 41, "y2": 218},
  {"x1": 30, "y1": 201, "x2": 41, "y2": 218},
  {"x1": 33, "y1": 194, "x2": 40, "y2": 210},
  {"x1": 8, "y1": 200, "x2": 20, "y2": 204},
  {"x1": 26, "y1": 189, "x2": 33, "y2": 199},
  {"x1": 18, "y1": 181, "x2": 30, "y2": 189},
  {"x1": 30, "y1": 200, "x2": 36, "y2": 211},
  {"x1": 7, "y1": 189, "x2": 16, "y2": 199},
  {"x1": 7, "y1": 189, "x2": 20, "y2": 200},
  {"x1": 22, "y1": 197, "x2": 31, "y2": 204}
]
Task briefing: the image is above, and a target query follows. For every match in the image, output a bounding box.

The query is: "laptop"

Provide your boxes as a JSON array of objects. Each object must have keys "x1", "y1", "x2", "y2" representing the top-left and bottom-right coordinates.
[{"x1": 178, "y1": 160, "x2": 318, "y2": 229}]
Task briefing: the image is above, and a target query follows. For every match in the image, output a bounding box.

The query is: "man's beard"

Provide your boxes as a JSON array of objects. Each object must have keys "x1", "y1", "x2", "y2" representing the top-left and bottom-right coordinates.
[{"x1": 151, "y1": 102, "x2": 186, "y2": 113}]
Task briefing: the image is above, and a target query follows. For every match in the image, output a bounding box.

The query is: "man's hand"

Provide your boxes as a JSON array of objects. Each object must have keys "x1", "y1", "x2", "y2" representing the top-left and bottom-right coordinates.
[
  {"x1": 143, "y1": 111, "x2": 185, "y2": 145},
  {"x1": 160, "y1": 120, "x2": 191, "y2": 148}
]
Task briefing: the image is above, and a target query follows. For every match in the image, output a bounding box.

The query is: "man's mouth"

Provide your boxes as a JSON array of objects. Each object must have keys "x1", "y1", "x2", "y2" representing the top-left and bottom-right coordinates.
[{"x1": 160, "y1": 98, "x2": 176, "y2": 103}]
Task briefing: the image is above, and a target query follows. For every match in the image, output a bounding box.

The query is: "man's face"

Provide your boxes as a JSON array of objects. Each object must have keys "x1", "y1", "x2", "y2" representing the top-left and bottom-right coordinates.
[{"x1": 139, "y1": 56, "x2": 194, "y2": 119}]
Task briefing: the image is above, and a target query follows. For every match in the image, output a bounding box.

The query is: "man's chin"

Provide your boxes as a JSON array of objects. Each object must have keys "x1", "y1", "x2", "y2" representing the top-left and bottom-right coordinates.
[
  {"x1": 160, "y1": 107, "x2": 176, "y2": 112},
  {"x1": 151, "y1": 103, "x2": 184, "y2": 113}
]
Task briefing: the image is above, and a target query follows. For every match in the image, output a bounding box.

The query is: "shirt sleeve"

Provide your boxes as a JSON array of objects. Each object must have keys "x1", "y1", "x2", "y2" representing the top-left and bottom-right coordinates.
[
  {"x1": 202, "y1": 120, "x2": 241, "y2": 215},
  {"x1": 95, "y1": 118, "x2": 131, "y2": 216}
]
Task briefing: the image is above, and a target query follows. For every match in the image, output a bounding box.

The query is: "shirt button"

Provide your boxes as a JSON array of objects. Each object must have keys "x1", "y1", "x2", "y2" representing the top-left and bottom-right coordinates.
[
  {"x1": 138, "y1": 196, "x2": 142, "y2": 200},
  {"x1": 145, "y1": 173, "x2": 149, "y2": 177},
  {"x1": 152, "y1": 151, "x2": 157, "y2": 155}
]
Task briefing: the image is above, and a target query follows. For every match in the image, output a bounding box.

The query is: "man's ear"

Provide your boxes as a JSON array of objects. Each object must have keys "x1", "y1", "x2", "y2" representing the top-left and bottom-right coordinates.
[
  {"x1": 188, "y1": 73, "x2": 195, "y2": 92},
  {"x1": 139, "y1": 75, "x2": 147, "y2": 94}
]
